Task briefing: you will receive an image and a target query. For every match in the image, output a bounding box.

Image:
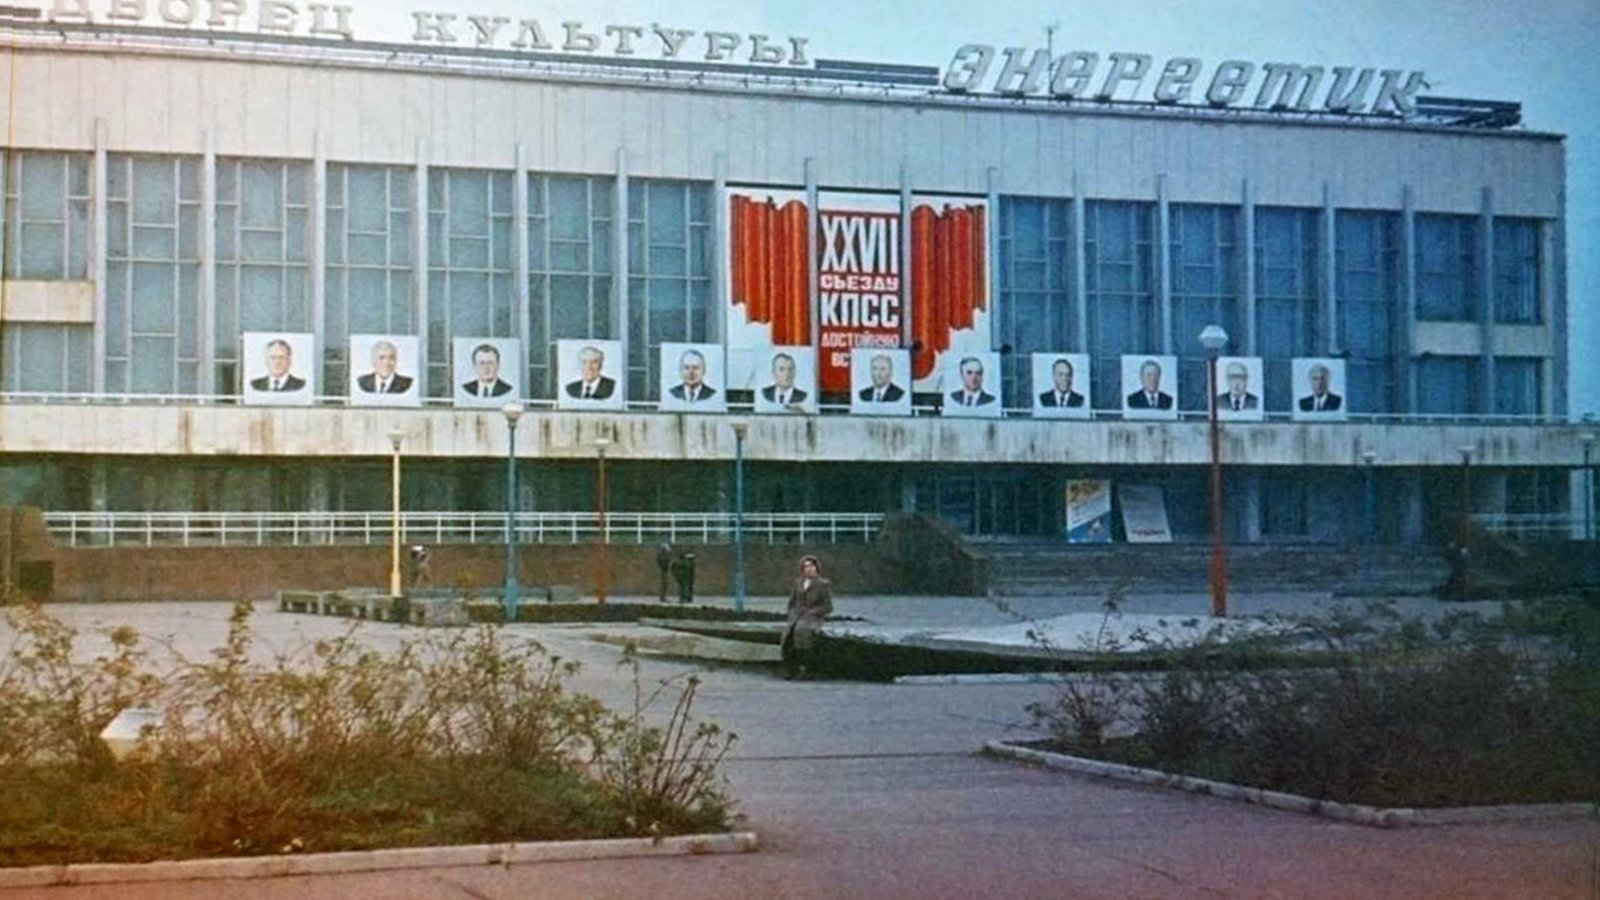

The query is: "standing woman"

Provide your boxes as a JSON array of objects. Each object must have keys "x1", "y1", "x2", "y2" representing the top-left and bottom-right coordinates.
[{"x1": 782, "y1": 555, "x2": 833, "y2": 679}]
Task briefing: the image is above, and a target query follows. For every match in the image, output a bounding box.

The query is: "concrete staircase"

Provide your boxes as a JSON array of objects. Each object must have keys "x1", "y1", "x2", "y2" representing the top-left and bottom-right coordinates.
[{"x1": 971, "y1": 539, "x2": 1450, "y2": 596}]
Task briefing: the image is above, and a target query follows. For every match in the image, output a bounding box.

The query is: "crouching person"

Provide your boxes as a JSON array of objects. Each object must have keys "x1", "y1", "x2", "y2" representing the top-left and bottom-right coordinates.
[{"x1": 781, "y1": 555, "x2": 833, "y2": 680}]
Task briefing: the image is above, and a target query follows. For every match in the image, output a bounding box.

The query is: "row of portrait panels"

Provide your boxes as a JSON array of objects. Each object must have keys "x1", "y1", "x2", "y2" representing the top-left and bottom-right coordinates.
[{"x1": 238, "y1": 332, "x2": 1350, "y2": 421}]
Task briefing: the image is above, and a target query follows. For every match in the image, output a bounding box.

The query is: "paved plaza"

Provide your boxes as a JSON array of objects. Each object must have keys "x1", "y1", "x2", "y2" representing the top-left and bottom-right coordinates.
[{"x1": 2, "y1": 594, "x2": 1596, "y2": 899}]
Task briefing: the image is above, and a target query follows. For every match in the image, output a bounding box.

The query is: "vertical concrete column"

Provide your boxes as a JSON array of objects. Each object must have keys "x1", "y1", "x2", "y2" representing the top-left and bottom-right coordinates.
[
  {"x1": 512, "y1": 143, "x2": 531, "y2": 373},
  {"x1": 1400, "y1": 470, "x2": 1425, "y2": 545},
  {"x1": 710, "y1": 152, "x2": 728, "y2": 343},
  {"x1": 1479, "y1": 186, "x2": 1496, "y2": 415},
  {"x1": 613, "y1": 147, "x2": 629, "y2": 362},
  {"x1": 91, "y1": 118, "x2": 109, "y2": 393},
  {"x1": 412, "y1": 139, "x2": 430, "y2": 398},
  {"x1": 1071, "y1": 172, "x2": 1087, "y2": 352},
  {"x1": 309, "y1": 131, "x2": 326, "y2": 394},
  {"x1": 1549, "y1": 189, "x2": 1569, "y2": 417},
  {"x1": 1240, "y1": 178, "x2": 1257, "y2": 356},
  {"x1": 986, "y1": 166, "x2": 1001, "y2": 353},
  {"x1": 1155, "y1": 173, "x2": 1171, "y2": 353},
  {"x1": 1322, "y1": 182, "x2": 1339, "y2": 355},
  {"x1": 902, "y1": 159, "x2": 915, "y2": 349},
  {"x1": 804, "y1": 157, "x2": 820, "y2": 352},
  {"x1": 199, "y1": 131, "x2": 217, "y2": 395},
  {"x1": 1237, "y1": 471, "x2": 1262, "y2": 543},
  {"x1": 90, "y1": 460, "x2": 109, "y2": 513},
  {"x1": 1400, "y1": 185, "x2": 1418, "y2": 414}
]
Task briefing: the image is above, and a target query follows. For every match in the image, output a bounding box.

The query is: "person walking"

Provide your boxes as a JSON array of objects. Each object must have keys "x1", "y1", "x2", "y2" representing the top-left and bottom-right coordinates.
[
  {"x1": 782, "y1": 555, "x2": 833, "y2": 679},
  {"x1": 655, "y1": 541, "x2": 674, "y2": 603}
]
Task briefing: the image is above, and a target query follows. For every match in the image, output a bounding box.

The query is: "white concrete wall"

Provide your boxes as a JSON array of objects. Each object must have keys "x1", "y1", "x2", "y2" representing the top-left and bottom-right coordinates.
[
  {"x1": 0, "y1": 403, "x2": 1587, "y2": 467},
  {"x1": 0, "y1": 45, "x2": 1564, "y2": 216}
]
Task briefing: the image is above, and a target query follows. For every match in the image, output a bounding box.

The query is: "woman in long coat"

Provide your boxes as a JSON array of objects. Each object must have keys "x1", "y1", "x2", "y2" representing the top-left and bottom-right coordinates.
[{"x1": 782, "y1": 555, "x2": 833, "y2": 679}]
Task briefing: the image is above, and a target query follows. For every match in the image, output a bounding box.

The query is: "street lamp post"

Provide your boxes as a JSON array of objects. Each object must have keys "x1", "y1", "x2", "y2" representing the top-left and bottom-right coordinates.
[
  {"x1": 501, "y1": 402, "x2": 525, "y2": 623},
  {"x1": 595, "y1": 436, "x2": 611, "y2": 604},
  {"x1": 1580, "y1": 433, "x2": 1596, "y2": 541},
  {"x1": 1199, "y1": 324, "x2": 1230, "y2": 618},
  {"x1": 731, "y1": 420, "x2": 749, "y2": 613},
  {"x1": 1361, "y1": 449, "x2": 1378, "y2": 587},
  {"x1": 387, "y1": 428, "x2": 405, "y2": 601}
]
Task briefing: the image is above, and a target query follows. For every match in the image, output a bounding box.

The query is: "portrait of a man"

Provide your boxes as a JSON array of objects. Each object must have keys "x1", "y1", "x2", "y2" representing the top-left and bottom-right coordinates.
[
  {"x1": 760, "y1": 352, "x2": 809, "y2": 407},
  {"x1": 565, "y1": 345, "x2": 616, "y2": 401},
  {"x1": 1217, "y1": 361, "x2": 1259, "y2": 411},
  {"x1": 242, "y1": 332, "x2": 315, "y2": 406},
  {"x1": 1039, "y1": 357, "x2": 1086, "y2": 408},
  {"x1": 461, "y1": 343, "x2": 514, "y2": 399},
  {"x1": 857, "y1": 353, "x2": 906, "y2": 403},
  {"x1": 357, "y1": 339, "x2": 414, "y2": 395},
  {"x1": 249, "y1": 338, "x2": 306, "y2": 393},
  {"x1": 1126, "y1": 359, "x2": 1174, "y2": 410},
  {"x1": 1299, "y1": 363, "x2": 1344, "y2": 413},
  {"x1": 942, "y1": 352, "x2": 1002, "y2": 418},
  {"x1": 658, "y1": 343, "x2": 727, "y2": 412},
  {"x1": 1120, "y1": 354, "x2": 1179, "y2": 420}
]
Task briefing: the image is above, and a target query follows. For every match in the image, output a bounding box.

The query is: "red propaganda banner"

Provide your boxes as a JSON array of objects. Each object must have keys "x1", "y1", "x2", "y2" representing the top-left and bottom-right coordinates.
[
  {"x1": 726, "y1": 188, "x2": 810, "y2": 390},
  {"x1": 910, "y1": 196, "x2": 989, "y2": 391},
  {"x1": 816, "y1": 192, "x2": 902, "y2": 393}
]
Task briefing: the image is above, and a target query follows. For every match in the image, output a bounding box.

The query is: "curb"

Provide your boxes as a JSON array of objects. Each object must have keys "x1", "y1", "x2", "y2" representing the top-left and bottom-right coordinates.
[
  {"x1": 0, "y1": 832, "x2": 760, "y2": 888},
  {"x1": 982, "y1": 741, "x2": 1600, "y2": 828}
]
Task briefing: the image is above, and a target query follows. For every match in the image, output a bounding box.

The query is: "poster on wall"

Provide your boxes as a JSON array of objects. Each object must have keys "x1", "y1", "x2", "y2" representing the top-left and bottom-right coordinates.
[
  {"x1": 1066, "y1": 480, "x2": 1114, "y2": 544},
  {"x1": 556, "y1": 339, "x2": 625, "y2": 411},
  {"x1": 1118, "y1": 483, "x2": 1173, "y2": 544},
  {"x1": 348, "y1": 334, "x2": 421, "y2": 408},
  {"x1": 817, "y1": 190, "x2": 904, "y2": 393},
  {"x1": 941, "y1": 351, "x2": 1003, "y2": 418},
  {"x1": 1213, "y1": 356, "x2": 1265, "y2": 422},
  {"x1": 658, "y1": 343, "x2": 728, "y2": 413},
  {"x1": 910, "y1": 194, "x2": 991, "y2": 394},
  {"x1": 1032, "y1": 353, "x2": 1091, "y2": 420},
  {"x1": 725, "y1": 187, "x2": 812, "y2": 391},
  {"x1": 1120, "y1": 354, "x2": 1179, "y2": 421},
  {"x1": 452, "y1": 338, "x2": 522, "y2": 409},
  {"x1": 240, "y1": 332, "x2": 315, "y2": 406},
  {"x1": 752, "y1": 346, "x2": 818, "y2": 415},
  {"x1": 849, "y1": 347, "x2": 912, "y2": 416},
  {"x1": 1292, "y1": 358, "x2": 1348, "y2": 421}
]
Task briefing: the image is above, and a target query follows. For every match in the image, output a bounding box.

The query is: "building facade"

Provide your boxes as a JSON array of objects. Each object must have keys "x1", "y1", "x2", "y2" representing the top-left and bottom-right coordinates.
[{"x1": 0, "y1": 13, "x2": 1585, "y2": 545}]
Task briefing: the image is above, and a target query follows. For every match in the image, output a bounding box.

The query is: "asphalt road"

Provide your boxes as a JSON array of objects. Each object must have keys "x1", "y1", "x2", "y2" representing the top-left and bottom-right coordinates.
[{"x1": 3, "y1": 598, "x2": 1596, "y2": 899}]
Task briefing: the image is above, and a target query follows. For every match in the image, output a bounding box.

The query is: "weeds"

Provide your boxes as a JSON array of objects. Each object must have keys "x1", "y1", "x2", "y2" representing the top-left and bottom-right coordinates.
[{"x1": 0, "y1": 599, "x2": 736, "y2": 866}]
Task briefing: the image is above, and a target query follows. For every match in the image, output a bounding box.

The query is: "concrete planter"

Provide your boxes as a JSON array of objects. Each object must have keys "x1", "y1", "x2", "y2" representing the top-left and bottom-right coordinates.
[{"x1": 983, "y1": 740, "x2": 1599, "y2": 828}]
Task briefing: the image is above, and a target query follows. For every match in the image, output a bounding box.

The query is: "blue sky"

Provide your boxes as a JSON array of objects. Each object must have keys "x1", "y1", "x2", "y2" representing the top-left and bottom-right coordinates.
[{"x1": 366, "y1": 0, "x2": 1599, "y2": 415}]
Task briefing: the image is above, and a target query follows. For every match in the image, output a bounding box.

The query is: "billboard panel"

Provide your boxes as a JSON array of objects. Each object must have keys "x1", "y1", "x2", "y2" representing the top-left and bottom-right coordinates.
[{"x1": 910, "y1": 194, "x2": 990, "y2": 393}]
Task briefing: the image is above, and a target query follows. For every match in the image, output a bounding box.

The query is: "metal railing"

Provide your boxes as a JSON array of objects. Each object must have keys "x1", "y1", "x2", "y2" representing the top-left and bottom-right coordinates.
[
  {"x1": 0, "y1": 391, "x2": 1579, "y2": 428},
  {"x1": 1470, "y1": 512, "x2": 1583, "y2": 541},
  {"x1": 43, "y1": 511, "x2": 885, "y2": 548}
]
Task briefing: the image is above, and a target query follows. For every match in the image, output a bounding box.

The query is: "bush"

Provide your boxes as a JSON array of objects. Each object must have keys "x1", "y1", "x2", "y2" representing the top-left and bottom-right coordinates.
[
  {"x1": 1028, "y1": 598, "x2": 1600, "y2": 808},
  {"x1": 0, "y1": 599, "x2": 736, "y2": 866}
]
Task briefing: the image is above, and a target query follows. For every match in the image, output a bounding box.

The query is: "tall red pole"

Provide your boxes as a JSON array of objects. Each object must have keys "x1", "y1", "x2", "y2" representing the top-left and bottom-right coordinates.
[{"x1": 1208, "y1": 356, "x2": 1228, "y2": 617}]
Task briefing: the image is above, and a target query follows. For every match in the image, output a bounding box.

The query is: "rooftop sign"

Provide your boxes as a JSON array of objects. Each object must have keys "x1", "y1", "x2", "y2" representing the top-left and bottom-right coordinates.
[{"x1": 942, "y1": 46, "x2": 1429, "y2": 117}]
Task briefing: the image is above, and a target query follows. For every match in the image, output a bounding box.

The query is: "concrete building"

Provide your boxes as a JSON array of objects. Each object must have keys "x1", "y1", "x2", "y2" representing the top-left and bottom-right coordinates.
[{"x1": 0, "y1": 9, "x2": 1587, "y2": 551}]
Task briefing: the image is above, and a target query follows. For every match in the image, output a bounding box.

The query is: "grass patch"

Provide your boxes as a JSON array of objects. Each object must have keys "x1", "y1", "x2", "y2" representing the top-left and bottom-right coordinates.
[{"x1": 0, "y1": 600, "x2": 736, "y2": 867}]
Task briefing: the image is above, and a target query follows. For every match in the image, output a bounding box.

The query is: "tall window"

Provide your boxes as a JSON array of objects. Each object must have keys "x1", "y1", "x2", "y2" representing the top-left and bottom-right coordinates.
[
  {"x1": 5, "y1": 151, "x2": 90, "y2": 280},
  {"x1": 428, "y1": 168, "x2": 515, "y2": 396},
  {"x1": 1084, "y1": 201, "x2": 1155, "y2": 409},
  {"x1": 3, "y1": 151, "x2": 92, "y2": 393},
  {"x1": 628, "y1": 179, "x2": 712, "y2": 401},
  {"x1": 997, "y1": 196, "x2": 1071, "y2": 408},
  {"x1": 1337, "y1": 210, "x2": 1400, "y2": 413},
  {"x1": 1254, "y1": 207, "x2": 1319, "y2": 411},
  {"x1": 1416, "y1": 356, "x2": 1478, "y2": 414},
  {"x1": 1170, "y1": 204, "x2": 1239, "y2": 411},
  {"x1": 1494, "y1": 357, "x2": 1542, "y2": 416},
  {"x1": 529, "y1": 174, "x2": 613, "y2": 395},
  {"x1": 325, "y1": 164, "x2": 414, "y2": 391},
  {"x1": 1415, "y1": 213, "x2": 1478, "y2": 321},
  {"x1": 215, "y1": 158, "x2": 312, "y2": 392},
  {"x1": 1493, "y1": 218, "x2": 1540, "y2": 324},
  {"x1": 105, "y1": 155, "x2": 203, "y2": 394}
]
